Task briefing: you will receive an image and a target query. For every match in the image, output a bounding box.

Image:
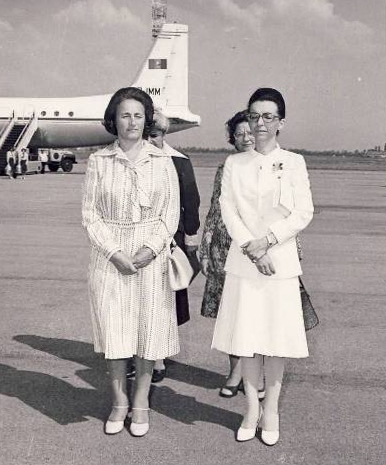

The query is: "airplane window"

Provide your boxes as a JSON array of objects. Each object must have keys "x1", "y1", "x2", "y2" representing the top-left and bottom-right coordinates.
[
  {"x1": 69, "y1": 111, "x2": 74, "y2": 117},
  {"x1": 54, "y1": 111, "x2": 59, "y2": 116},
  {"x1": 41, "y1": 111, "x2": 46, "y2": 116}
]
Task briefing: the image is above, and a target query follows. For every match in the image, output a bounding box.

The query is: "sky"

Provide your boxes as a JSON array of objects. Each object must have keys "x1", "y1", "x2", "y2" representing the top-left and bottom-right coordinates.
[{"x1": 0, "y1": 0, "x2": 385, "y2": 150}]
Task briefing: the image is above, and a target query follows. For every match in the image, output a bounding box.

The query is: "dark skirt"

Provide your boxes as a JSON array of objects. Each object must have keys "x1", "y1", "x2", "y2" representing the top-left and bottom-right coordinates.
[{"x1": 21, "y1": 160, "x2": 27, "y2": 174}]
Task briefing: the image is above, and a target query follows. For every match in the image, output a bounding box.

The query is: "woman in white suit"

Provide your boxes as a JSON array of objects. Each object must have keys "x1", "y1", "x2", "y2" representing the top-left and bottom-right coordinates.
[{"x1": 212, "y1": 88, "x2": 314, "y2": 445}]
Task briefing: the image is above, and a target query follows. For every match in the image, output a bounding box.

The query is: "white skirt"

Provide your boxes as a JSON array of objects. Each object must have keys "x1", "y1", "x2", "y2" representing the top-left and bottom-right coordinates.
[{"x1": 211, "y1": 273, "x2": 308, "y2": 358}]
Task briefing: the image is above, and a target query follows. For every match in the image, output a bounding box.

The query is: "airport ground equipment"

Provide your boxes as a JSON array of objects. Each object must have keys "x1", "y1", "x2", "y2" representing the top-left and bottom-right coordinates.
[
  {"x1": 37, "y1": 149, "x2": 77, "y2": 172},
  {"x1": 0, "y1": 112, "x2": 38, "y2": 175},
  {"x1": 14, "y1": 154, "x2": 42, "y2": 176}
]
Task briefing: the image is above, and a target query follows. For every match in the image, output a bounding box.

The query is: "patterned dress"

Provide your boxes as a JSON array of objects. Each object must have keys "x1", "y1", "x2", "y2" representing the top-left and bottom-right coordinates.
[
  {"x1": 82, "y1": 140, "x2": 180, "y2": 360},
  {"x1": 200, "y1": 163, "x2": 232, "y2": 318}
]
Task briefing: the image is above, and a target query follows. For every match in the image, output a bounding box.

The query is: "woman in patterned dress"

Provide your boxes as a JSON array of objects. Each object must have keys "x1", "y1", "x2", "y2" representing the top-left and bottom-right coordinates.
[
  {"x1": 82, "y1": 87, "x2": 180, "y2": 437},
  {"x1": 212, "y1": 88, "x2": 314, "y2": 445},
  {"x1": 200, "y1": 111, "x2": 261, "y2": 398}
]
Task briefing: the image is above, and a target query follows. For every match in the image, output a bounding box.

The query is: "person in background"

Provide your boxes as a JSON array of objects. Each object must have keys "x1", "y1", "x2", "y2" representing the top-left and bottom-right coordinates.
[
  {"x1": 200, "y1": 110, "x2": 265, "y2": 400},
  {"x1": 19, "y1": 148, "x2": 28, "y2": 180},
  {"x1": 146, "y1": 109, "x2": 200, "y2": 382},
  {"x1": 39, "y1": 149, "x2": 48, "y2": 174},
  {"x1": 82, "y1": 87, "x2": 180, "y2": 437},
  {"x1": 6, "y1": 147, "x2": 16, "y2": 179},
  {"x1": 212, "y1": 88, "x2": 314, "y2": 445}
]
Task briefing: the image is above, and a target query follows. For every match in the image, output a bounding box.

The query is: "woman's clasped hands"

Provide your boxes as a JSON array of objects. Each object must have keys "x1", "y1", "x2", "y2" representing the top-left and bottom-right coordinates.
[
  {"x1": 110, "y1": 247, "x2": 155, "y2": 275},
  {"x1": 242, "y1": 238, "x2": 276, "y2": 276}
]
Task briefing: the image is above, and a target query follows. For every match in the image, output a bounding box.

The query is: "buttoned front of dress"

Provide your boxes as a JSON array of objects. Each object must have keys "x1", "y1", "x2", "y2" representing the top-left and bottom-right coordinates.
[{"x1": 220, "y1": 145, "x2": 313, "y2": 281}]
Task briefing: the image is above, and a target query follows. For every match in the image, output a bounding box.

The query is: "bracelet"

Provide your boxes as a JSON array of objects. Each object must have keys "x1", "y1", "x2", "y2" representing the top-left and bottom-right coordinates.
[{"x1": 250, "y1": 252, "x2": 265, "y2": 264}]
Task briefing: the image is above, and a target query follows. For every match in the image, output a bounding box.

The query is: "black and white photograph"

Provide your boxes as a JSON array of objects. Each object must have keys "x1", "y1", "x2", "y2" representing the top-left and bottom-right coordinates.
[{"x1": 0, "y1": 1, "x2": 385, "y2": 464}]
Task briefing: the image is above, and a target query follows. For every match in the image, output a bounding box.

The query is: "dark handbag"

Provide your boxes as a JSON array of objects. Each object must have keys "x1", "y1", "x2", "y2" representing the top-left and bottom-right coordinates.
[{"x1": 300, "y1": 277, "x2": 319, "y2": 331}]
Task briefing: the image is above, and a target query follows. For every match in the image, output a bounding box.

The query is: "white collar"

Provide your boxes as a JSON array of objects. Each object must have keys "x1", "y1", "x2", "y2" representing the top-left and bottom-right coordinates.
[
  {"x1": 95, "y1": 139, "x2": 167, "y2": 159},
  {"x1": 162, "y1": 141, "x2": 188, "y2": 159}
]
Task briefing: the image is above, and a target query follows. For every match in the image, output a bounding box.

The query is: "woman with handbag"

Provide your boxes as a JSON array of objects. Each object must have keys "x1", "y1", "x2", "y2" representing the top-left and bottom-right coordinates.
[
  {"x1": 212, "y1": 88, "x2": 314, "y2": 445},
  {"x1": 82, "y1": 87, "x2": 180, "y2": 437},
  {"x1": 200, "y1": 110, "x2": 265, "y2": 399}
]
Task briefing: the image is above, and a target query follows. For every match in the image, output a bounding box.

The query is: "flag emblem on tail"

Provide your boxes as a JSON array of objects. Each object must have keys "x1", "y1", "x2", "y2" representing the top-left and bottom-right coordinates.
[{"x1": 149, "y1": 59, "x2": 167, "y2": 69}]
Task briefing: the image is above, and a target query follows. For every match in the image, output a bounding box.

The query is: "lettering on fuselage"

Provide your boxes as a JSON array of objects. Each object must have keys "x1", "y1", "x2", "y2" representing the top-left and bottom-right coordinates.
[{"x1": 136, "y1": 87, "x2": 161, "y2": 96}]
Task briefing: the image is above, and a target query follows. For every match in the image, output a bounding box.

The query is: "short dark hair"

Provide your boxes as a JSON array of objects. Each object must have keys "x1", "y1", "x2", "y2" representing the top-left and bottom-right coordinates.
[
  {"x1": 248, "y1": 87, "x2": 286, "y2": 119},
  {"x1": 103, "y1": 87, "x2": 154, "y2": 138},
  {"x1": 226, "y1": 110, "x2": 249, "y2": 146}
]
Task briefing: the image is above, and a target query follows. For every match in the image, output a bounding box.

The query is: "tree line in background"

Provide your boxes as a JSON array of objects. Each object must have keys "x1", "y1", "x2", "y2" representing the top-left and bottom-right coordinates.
[
  {"x1": 176, "y1": 147, "x2": 386, "y2": 157},
  {"x1": 72, "y1": 145, "x2": 386, "y2": 163}
]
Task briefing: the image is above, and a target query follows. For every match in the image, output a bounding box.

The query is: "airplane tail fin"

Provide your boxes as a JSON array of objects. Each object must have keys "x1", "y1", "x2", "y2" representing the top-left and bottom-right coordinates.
[{"x1": 132, "y1": 23, "x2": 200, "y2": 132}]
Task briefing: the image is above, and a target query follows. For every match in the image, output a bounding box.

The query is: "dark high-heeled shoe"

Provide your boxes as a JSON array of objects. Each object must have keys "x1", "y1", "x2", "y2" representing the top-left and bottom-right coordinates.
[
  {"x1": 219, "y1": 380, "x2": 244, "y2": 398},
  {"x1": 151, "y1": 368, "x2": 166, "y2": 383}
]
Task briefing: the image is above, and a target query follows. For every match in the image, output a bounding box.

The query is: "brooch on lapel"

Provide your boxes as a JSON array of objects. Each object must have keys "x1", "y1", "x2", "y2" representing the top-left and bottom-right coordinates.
[{"x1": 272, "y1": 162, "x2": 284, "y2": 179}]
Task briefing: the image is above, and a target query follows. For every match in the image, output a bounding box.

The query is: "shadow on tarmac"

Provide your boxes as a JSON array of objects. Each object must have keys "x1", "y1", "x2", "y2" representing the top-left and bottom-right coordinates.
[
  {"x1": 7, "y1": 335, "x2": 240, "y2": 430},
  {"x1": 0, "y1": 363, "x2": 106, "y2": 425}
]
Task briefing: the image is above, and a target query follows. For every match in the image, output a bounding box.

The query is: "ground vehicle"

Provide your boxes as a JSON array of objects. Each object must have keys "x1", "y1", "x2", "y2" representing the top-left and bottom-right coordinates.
[
  {"x1": 38, "y1": 149, "x2": 77, "y2": 172},
  {"x1": 12, "y1": 151, "x2": 42, "y2": 176}
]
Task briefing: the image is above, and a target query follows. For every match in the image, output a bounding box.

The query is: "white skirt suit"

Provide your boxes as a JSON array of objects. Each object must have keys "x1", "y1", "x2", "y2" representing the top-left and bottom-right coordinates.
[
  {"x1": 82, "y1": 140, "x2": 180, "y2": 360},
  {"x1": 211, "y1": 146, "x2": 314, "y2": 358}
]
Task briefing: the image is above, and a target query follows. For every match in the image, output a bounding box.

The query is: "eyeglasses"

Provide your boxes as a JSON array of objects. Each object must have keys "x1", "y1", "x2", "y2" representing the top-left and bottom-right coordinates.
[{"x1": 247, "y1": 112, "x2": 280, "y2": 123}]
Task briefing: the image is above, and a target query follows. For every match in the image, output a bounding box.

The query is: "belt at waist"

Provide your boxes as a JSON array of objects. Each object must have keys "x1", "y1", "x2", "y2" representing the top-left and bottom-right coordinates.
[{"x1": 103, "y1": 217, "x2": 160, "y2": 228}]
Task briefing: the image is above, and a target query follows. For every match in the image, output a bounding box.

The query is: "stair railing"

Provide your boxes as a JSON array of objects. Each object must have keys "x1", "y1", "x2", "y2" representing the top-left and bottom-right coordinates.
[
  {"x1": 15, "y1": 112, "x2": 38, "y2": 151},
  {"x1": 0, "y1": 111, "x2": 17, "y2": 150}
]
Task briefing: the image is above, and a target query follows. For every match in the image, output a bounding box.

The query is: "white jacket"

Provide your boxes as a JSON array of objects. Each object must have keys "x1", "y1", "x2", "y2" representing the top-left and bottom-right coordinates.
[{"x1": 220, "y1": 146, "x2": 314, "y2": 280}]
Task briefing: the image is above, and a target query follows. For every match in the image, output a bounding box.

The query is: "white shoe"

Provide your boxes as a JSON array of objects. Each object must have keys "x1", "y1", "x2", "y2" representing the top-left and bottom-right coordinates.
[
  {"x1": 236, "y1": 425, "x2": 257, "y2": 442},
  {"x1": 129, "y1": 408, "x2": 149, "y2": 437},
  {"x1": 236, "y1": 409, "x2": 263, "y2": 442},
  {"x1": 104, "y1": 405, "x2": 129, "y2": 435},
  {"x1": 261, "y1": 413, "x2": 280, "y2": 446}
]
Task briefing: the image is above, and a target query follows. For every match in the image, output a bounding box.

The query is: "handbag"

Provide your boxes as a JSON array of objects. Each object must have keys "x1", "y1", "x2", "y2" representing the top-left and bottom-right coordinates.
[
  {"x1": 299, "y1": 277, "x2": 319, "y2": 331},
  {"x1": 168, "y1": 239, "x2": 194, "y2": 291}
]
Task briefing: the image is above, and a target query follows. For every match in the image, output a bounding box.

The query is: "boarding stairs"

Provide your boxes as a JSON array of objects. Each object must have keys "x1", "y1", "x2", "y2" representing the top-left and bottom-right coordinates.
[{"x1": 0, "y1": 112, "x2": 38, "y2": 175}]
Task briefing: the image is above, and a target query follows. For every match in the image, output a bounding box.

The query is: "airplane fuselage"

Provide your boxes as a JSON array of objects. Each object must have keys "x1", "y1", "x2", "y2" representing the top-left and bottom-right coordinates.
[
  {"x1": 0, "y1": 23, "x2": 200, "y2": 154},
  {"x1": 0, "y1": 93, "x2": 198, "y2": 148}
]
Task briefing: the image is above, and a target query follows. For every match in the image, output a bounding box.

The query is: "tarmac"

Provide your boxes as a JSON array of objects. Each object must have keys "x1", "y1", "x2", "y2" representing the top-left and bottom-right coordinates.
[{"x1": 0, "y1": 161, "x2": 385, "y2": 465}]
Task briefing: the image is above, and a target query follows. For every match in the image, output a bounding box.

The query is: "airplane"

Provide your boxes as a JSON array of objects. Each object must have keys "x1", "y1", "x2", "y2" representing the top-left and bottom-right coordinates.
[{"x1": 0, "y1": 22, "x2": 200, "y2": 174}]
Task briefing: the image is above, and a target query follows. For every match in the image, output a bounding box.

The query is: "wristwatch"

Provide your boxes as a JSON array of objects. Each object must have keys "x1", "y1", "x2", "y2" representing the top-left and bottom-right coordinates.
[{"x1": 265, "y1": 232, "x2": 275, "y2": 248}]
